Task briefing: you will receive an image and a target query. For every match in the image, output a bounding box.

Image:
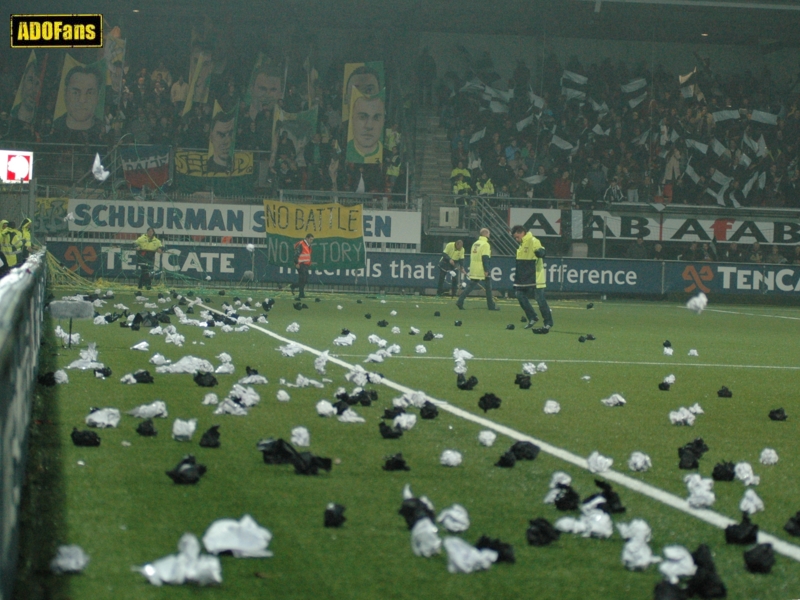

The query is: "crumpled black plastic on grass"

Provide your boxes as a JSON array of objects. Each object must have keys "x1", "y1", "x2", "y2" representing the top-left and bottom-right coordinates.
[
  {"x1": 166, "y1": 455, "x2": 207, "y2": 484},
  {"x1": 324, "y1": 504, "x2": 347, "y2": 528},
  {"x1": 478, "y1": 393, "x2": 501, "y2": 412},
  {"x1": 71, "y1": 428, "x2": 100, "y2": 447},
  {"x1": 199, "y1": 425, "x2": 221, "y2": 448},
  {"x1": 475, "y1": 535, "x2": 515, "y2": 563},
  {"x1": 725, "y1": 513, "x2": 758, "y2": 545},
  {"x1": 526, "y1": 518, "x2": 561, "y2": 546},
  {"x1": 383, "y1": 453, "x2": 410, "y2": 471},
  {"x1": 136, "y1": 418, "x2": 157, "y2": 437},
  {"x1": 457, "y1": 374, "x2": 478, "y2": 390}
]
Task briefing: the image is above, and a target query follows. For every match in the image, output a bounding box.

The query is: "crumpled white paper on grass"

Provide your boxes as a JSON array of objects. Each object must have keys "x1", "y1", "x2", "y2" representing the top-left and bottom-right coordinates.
[
  {"x1": 437, "y1": 504, "x2": 470, "y2": 532},
  {"x1": 137, "y1": 533, "x2": 221, "y2": 586},
  {"x1": 66, "y1": 343, "x2": 103, "y2": 370},
  {"x1": 131, "y1": 341, "x2": 150, "y2": 351},
  {"x1": 601, "y1": 393, "x2": 626, "y2": 407},
  {"x1": 278, "y1": 342, "x2": 303, "y2": 357},
  {"x1": 291, "y1": 427, "x2": 310, "y2": 447},
  {"x1": 628, "y1": 452, "x2": 652, "y2": 472},
  {"x1": 149, "y1": 353, "x2": 171, "y2": 366},
  {"x1": 669, "y1": 407, "x2": 695, "y2": 426},
  {"x1": 214, "y1": 399, "x2": 248, "y2": 416},
  {"x1": 202, "y1": 393, "x2": 219, "y2": 405},
  {"x1": 286, "y1": 322, "x2": 300, "y2": 333},
  {"x1": 276, "y1": 390, "x2": 290, "y2": 402},
  {"x1": 338, "y1": 408, "x2": 365, "y2": 423},
  {"x1": 543, "y1": 400, "x2": 561, "y2": 414},
  {"x1": 314, "y1": 351, "x2": 330, "y2": 374},
  {"x1": 172, "y1": 418, "x2": 197, "y2": 441},
  {"x1": 54, "y1": 370, "x2": 69, "y2": 384},
  {"x1": 215, "y1": 363, "x2": 235, "y2": 374},
  {"x1": 740, "y1": 489, "x2": 765, "y2": 515},
  {"x1": 587, "y1": 451, "x2": 613, "y2": 473},
  {"x1": 202, "y1": 515, "x2": 273, "y2": 558},
  {"x1": 50, "y1": 545, "x2": 90, "y2": 574},
  {"x1": 443, "y1": 537, "x2": 497, "y2": 574},
  {"x1": 316, "y1": 400, "x2": 336, "y2": 417},
  {"x1": 617, "y1": 520, "x2": 661, "y2": 570},
  {"x1": 440, "y1": 450, "x2": 463, "y2": 467},
  {"x1": 238, "y1": 374, "x2": 268, "y2": 385},
  {"x1": 411, "y1": 518, "x2": 441, "y2": 558},
  {"x1": 156, "y1": 356, "x2": 214, "y2": 375},
  {"x1": 226, "y1": 385, "x2": 260, "y2": 407},
  {"x1": 393, "y1": 413, "x2": 417, "y2": 431},
  {"x1": 86, "y1": 408, "x2": 120, "y2": 428},
  {"x1": 684, "y1": 474, "x2": 715, "y2": 508},
  {"x1": 760, "y1": 448, "x2": 778, "y2": 465},
  {"x1": 686, "y1": 292, "x2": 708, "y2": 314},
  {"x1": 734, "y1": 462, "x2": 760, "y2": 486},
  {"x1": 333, "y1": 333, "x2": 356, "y2": 346},
  {"x1": 128, "y1": 400, "x2": 168, "y2": 419},
  {"x1": 478, "y1": 430, "x2": 496, "y2": 446},
  {"x1": 555, "y1": 496, "x2": 613, "y2": 539},
  {"x1": 659, "y1": 545, "x2": 696, "y2": 584}
]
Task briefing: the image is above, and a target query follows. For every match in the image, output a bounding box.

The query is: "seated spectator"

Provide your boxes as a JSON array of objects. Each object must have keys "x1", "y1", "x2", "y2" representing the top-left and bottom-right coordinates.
[
  {"x1": 677, "y1": 242, "x2": 702, "y2": 261},
  {"x1": 603, "y1": 177, "x2": 624, "y2": 203},
  {"x1": 450, "y1": 161, "x2": 471, "y2": 183},
  {"x1": 720, "y1": 242, "x2": 744, "y2": 262},
  {"x1": 700, "y1": 242, "x2": 717, "y2": 261},
  {"x1": 652, "y1": 243, "x2": 668, "y2": 260},
  {"x1": 792, "y1": 245, "x2": 800, "y2": 265},
  {"x1": 627, "y1": 236, "x2": 649, "y2": 260},
  {"x1": 765, "y1": 245, "x2": 788, "y2": 264},
  {"x1": 476, "y1": 171, "x2": 495, "y2": 196},
  {"x1": 504, "y1": 138, "x2": 519, "y2": 162},
  {"x1": 748, "y1": 242, "x2": 764, "y2": 263},
  {"x1": 452, "y1": 173, "x2": 472, "y2": 196}
]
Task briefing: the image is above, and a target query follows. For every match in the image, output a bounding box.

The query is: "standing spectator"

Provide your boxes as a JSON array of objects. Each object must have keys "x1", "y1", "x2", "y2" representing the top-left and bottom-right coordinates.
[
  {"x1": 170, "y1": 75, "x2": 189, "y2": 114},
  {"x1": 603, "y1": 177, "x2": 624, "y2": 203},
  {"x1": 652, "y1": 243, "x2": 668, "y2": 261},
  {"x1": 701, "y1": 242, "x2": 717, "y2": 261},
  {"x1": 385, "y1": 123, "x2": 402, "y2": 153},
  {"x1": 553, "y1": 170, "x2": 573, "y2": 201},
  {"x1": 456, "y1": 228, "x2": 500, "y2": 311}
]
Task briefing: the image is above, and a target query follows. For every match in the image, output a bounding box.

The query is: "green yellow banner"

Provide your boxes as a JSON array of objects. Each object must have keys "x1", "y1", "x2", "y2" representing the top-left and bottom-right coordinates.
[{"x1": 263, "y1": 201, "x2": 366, "y2": 270}]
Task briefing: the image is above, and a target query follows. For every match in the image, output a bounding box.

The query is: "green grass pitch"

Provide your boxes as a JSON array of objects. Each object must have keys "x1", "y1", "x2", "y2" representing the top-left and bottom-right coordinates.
[{"x1": 14, "y1": 288, "x2": 800, "y2": 600}]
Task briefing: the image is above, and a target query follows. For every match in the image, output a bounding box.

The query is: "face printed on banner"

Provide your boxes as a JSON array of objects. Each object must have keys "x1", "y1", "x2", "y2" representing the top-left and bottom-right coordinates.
[
  {"x1": 208, "y1": 115, "x2": 235, "y2": 170},
  {"x1": 251, "y1": 72, "x2": 283, "y2": 110},
  {"x1": 15, "y1": 60, "x2": 40, "y2": 123},
  {"x1": 64, "y1": 68, "x2": 101, "y2": 130},
  {"x1": 352, "y1": 96, "x2": 384, "y2": 153},
  {"x1": 342, "y1": 62, "x2": 383, "y2": 122}
]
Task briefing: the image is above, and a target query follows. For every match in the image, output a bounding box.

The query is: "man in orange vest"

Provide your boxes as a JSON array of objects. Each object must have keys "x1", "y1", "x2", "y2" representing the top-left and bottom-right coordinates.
[{"x1": 291, "y1": 233, "x2": 314, "y2": 299}]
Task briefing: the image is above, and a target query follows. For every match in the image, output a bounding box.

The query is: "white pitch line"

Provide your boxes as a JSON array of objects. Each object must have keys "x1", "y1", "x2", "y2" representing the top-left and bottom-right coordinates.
[
  {"x1": 705, "y1": 308, "x2": 800, "y2": 321},
  {"x1": 334, "y1": 354, "x2": 800, "y2": 371},
  {"x1": 200, "y1": 304, "x2": 800, "y2": 562}
]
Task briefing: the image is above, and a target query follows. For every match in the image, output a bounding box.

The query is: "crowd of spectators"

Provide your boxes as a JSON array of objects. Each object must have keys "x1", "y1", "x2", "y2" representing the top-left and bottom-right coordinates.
[
  {"x1": 437, "y1": 51, "x2": 800, "y2": 209},
  {"x1": 0, "y1": 48, "x2": 406, "y2": 196},
  {"x1": 625, "y1": 237, "x2": 800, "y2": 264}
]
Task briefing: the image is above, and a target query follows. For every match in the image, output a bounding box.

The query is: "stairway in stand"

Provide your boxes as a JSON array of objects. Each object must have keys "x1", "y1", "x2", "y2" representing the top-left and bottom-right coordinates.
[{"x1": 414, "y1": 107, "x2": 462, "y2": 232}]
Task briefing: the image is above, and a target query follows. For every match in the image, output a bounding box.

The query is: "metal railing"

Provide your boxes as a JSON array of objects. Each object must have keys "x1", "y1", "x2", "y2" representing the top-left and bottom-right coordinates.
[{"x1": 0, "y1": 251, "x2": 47, "y2": 600}]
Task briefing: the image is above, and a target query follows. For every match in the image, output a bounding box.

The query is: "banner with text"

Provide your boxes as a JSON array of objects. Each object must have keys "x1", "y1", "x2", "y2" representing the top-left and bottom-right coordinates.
[
  {"x1": 119, "y1": 145, "x2": 170, "y2": 189},
  {"x1": 263, "y1": 200, "x2": 366, "y2": 270},
  {"x1": 47, "y1": 241, "x2": 800, "y2": 297},
  {"x1": 64, "y1": 199, "x2": 420, "y2": 245}
]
